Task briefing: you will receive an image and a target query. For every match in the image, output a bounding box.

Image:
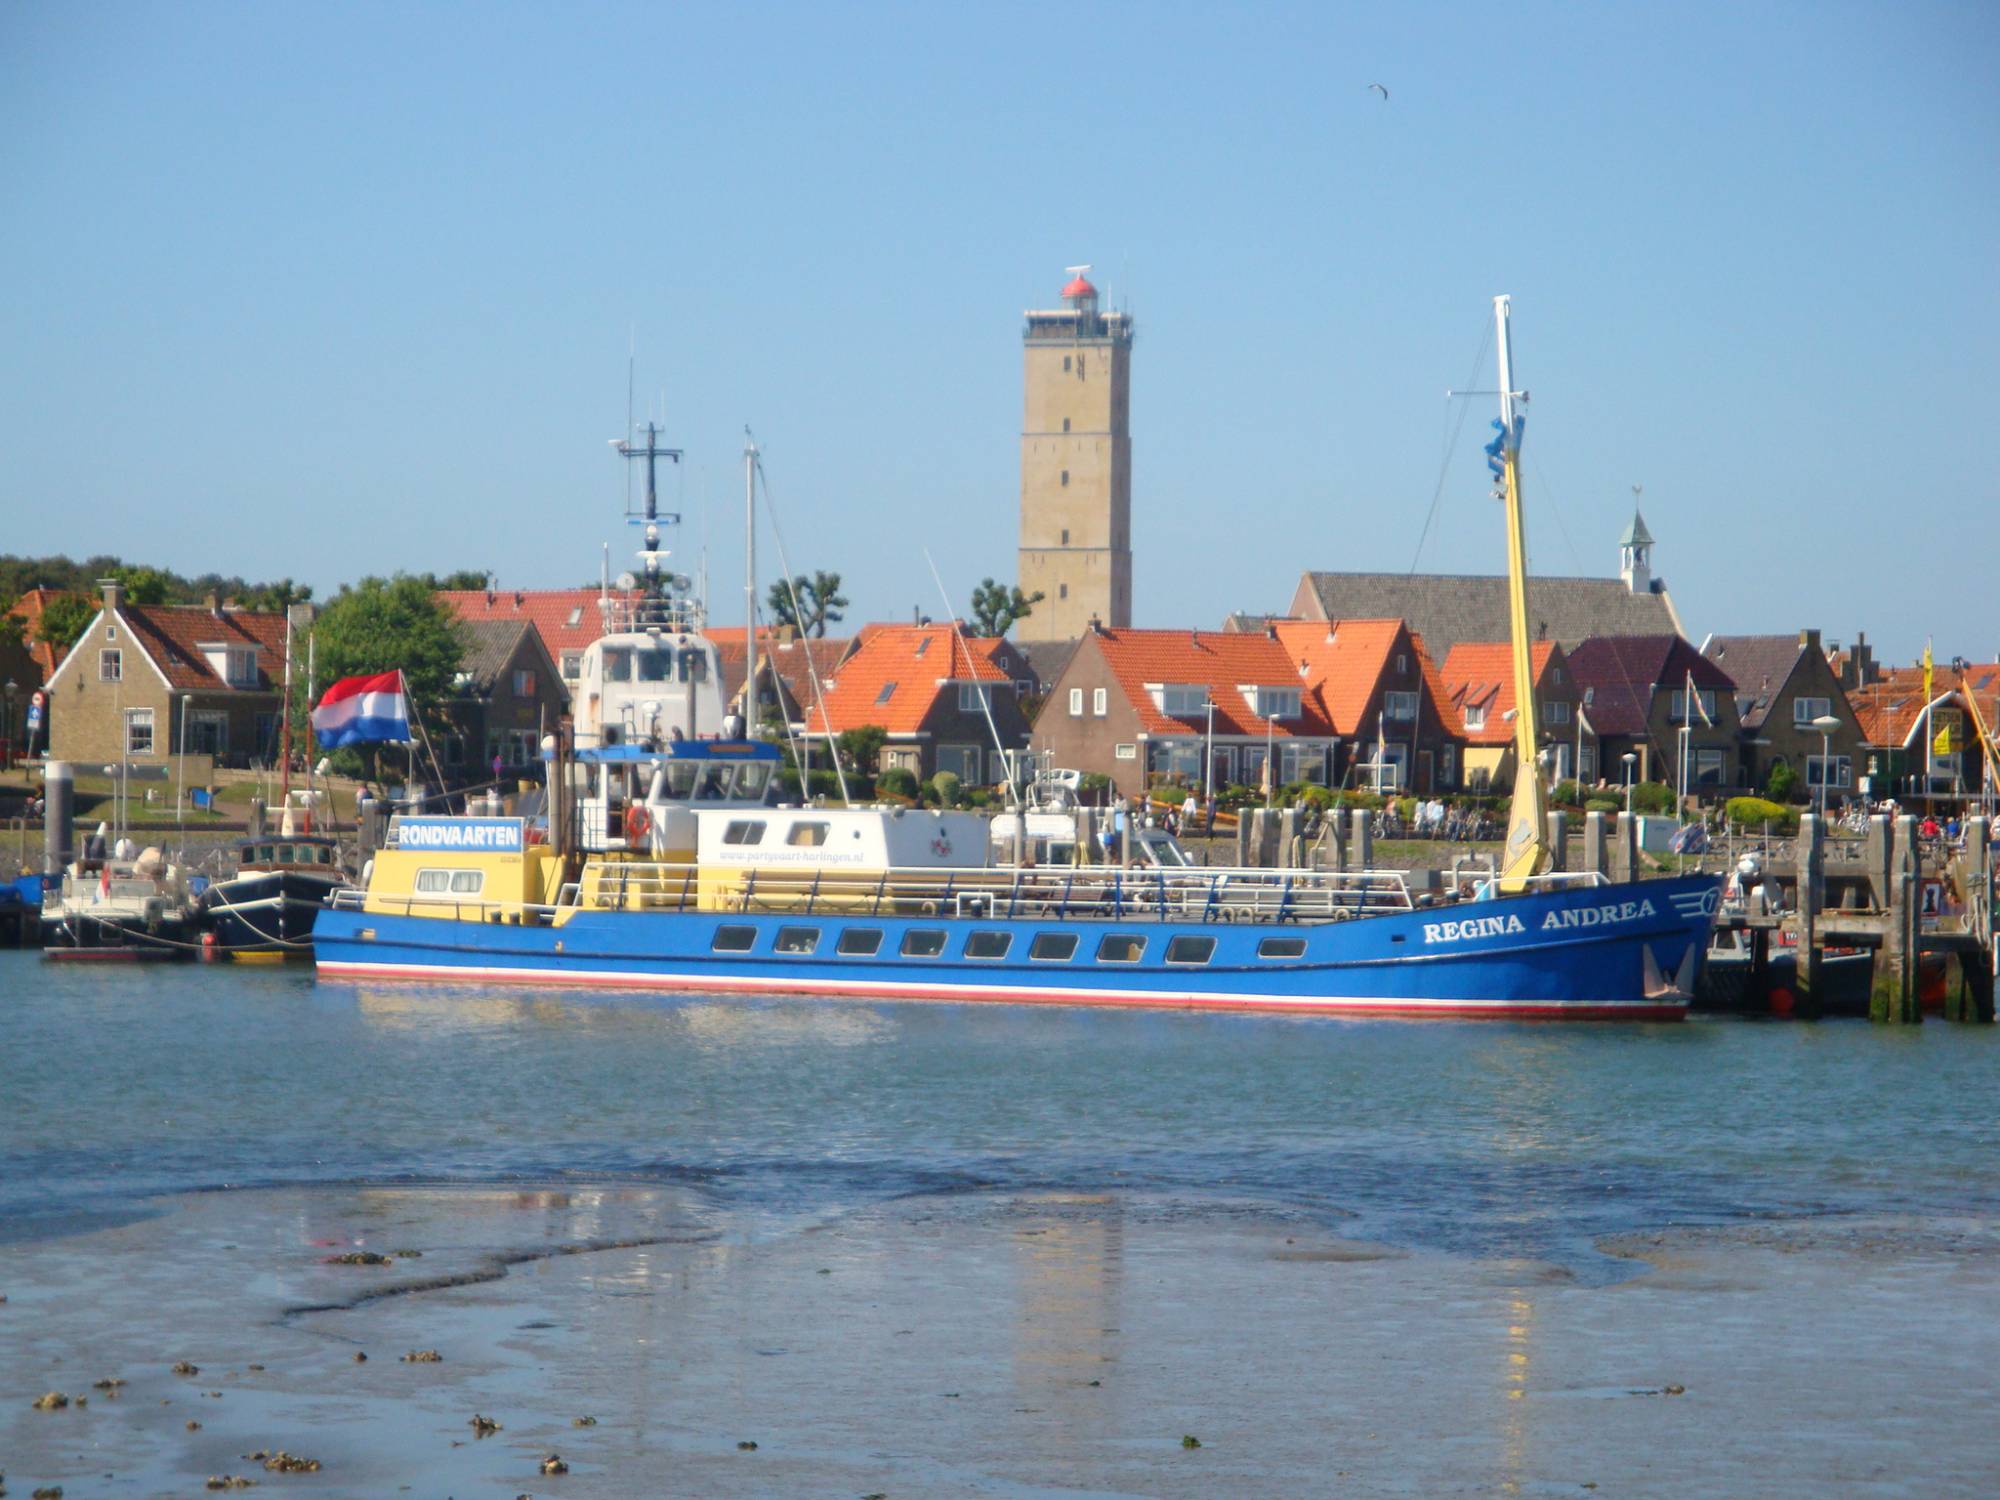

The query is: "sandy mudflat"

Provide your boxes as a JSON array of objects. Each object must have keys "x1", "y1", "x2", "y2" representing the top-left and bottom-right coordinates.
[{"x1": 4, "y1": 1185, "x2": 1998, "y2": 1498}]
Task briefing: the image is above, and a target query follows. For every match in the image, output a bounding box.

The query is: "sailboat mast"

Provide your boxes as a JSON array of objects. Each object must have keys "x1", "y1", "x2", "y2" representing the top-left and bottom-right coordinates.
[
  {"x1": 1493, "y1": 294, "x2": 1550, "y2": 889},
  {"x1": 744, "y1": 434, "x2": 758, "y2": 735}
]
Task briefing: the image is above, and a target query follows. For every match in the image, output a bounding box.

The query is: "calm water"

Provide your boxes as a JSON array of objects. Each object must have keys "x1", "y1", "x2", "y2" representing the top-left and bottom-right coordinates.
[{"x1": 4, "y1": 951, "x2": 1997, "y2": 1275}]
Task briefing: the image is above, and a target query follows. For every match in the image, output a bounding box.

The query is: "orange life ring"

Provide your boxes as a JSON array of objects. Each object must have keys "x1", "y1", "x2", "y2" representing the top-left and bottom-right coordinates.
[{"x1": 623, "y1": 804, "x2": 652, "y2": 842}]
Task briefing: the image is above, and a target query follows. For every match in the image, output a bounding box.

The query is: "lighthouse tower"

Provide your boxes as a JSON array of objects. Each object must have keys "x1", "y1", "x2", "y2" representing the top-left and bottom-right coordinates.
[{"x1": 1016, "y1": 268, "x2": 1134, "y2": 641}]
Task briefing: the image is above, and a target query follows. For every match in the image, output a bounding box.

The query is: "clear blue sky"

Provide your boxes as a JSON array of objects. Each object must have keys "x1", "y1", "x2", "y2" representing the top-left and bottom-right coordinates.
[{"x1": 3, "y1": 1, "x2": 1993, "y2": 665}]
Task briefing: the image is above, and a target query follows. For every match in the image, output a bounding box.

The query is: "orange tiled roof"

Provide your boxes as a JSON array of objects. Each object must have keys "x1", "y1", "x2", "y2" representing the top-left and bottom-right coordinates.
[
  {"x1": 1086, "y1": 627, "x2": 1335, "y2": 739},
  {"x1": 1849, "y1": 663, "x2": 2000, "y2": 749},
  {"x1": 1270, "y1": 619, "x2": 1407, "y2": 736},
  {"x1": 6, "y1": 586, "x2": 78, "y2": 681},
  {"x1": 805, "y1": 624, "x2": 1011, "y2": 735},
  {"x1": 438, "y1": 589, "x2": 615, "y2": 659},
  {"x1": 1440, "y1": 640, "x2": 1557, "y2": 745},
  {"x1": 120, "y1": 603, "x2": 290, "y2": 691}
]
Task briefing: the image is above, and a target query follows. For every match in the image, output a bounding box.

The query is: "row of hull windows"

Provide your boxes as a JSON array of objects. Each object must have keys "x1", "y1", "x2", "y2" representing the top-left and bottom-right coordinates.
[{"x1": 712, "y1": 926, "x2": 1310, "y2": 964}]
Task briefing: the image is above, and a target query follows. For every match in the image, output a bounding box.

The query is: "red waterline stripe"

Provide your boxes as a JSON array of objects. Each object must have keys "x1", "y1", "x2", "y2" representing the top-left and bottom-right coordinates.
[{"x1": 315, "y1": 960, "x2": 1686, "y2": 1022}]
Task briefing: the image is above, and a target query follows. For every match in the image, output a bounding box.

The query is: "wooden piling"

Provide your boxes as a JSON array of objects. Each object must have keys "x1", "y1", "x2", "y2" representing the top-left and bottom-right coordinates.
[
  {"x1": 1583, "y1": 810, "x2": 1607, "y2": 882},
  {"x1": 1948, "y1": 817, "x2": 1994, "y2": 1023},
  {"x1": 1278, "y1": 808, "x2": 1298, "y2": 869},
  {"x1": 1235, "y1": 811, "x2": 1251, "y2": 868},
  {"x1": 1546, "y1": 811, "x2": 1569, "y2": 875},
  {"x1": 1612, "y1": 812, "x2": 1637, "y2": 885},
  {"x1": 1872, "y1": 814, "x2": 1922, "y2": 1024},
  {"x1": 1795, "y1": 813, "x2": 1824, "y2": 1019}
]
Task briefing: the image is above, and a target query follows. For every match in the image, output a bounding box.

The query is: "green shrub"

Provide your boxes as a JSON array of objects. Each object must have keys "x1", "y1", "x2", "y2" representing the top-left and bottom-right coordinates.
[
  {"x1": 1766, "y1": 760, "x2": 1803, "y2": 805},
  {"x1": 1077, "y1": 772, "x2": 1112, "y2": 803},
  {"x1": 1584, "y1": 797, "x2": 1622, "y2": 814},
  {"x1": 928, "y1": 770, "x2": 962, "y2": 807},
  {"x1": 966, "y1": 788, "x2": 992, "y2": 808},
  {"x1": 1551, "y1": 779, "x2": 1581, "y2": 808},
  {"x1": 774, "y1": 768, "x2": 802, "y2": 801},
  {"x1": 806, "y1": 769, "x2": 842, "y2": 799},
  {"x1": 1726, "y1": 796, "x2": 1799, "y2": 832},
  {"x1": 1149, "y1": 783, "x2": 1189, "y2": 806},
  {"x1": 876, "y1": 767, "x2": 919, "y2": 800},
  {"x1": 1630, "y1": 781, "x2": 1676, "y2": 816}
]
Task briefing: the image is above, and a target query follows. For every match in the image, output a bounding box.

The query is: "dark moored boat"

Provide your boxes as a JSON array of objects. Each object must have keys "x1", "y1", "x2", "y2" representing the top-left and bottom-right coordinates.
[{"x1": 199, "y1": 835, "x2": 354, "y2": 956}]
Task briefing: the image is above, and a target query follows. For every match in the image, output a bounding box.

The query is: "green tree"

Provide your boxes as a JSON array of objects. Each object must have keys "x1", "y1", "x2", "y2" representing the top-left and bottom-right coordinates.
[
  {"x1": 1766, "y1": 759, "x2": 1803, "y2": 805},
  {"x1": 0, "y1": 605, "x2": 21, "y2": 648},
  {"x1": 243, "y1": 577, "x2": 314, "y2": 613},
  {"x1": 109, "y1": 564, "x2": 171, "y2": 605},
  {"x1": 967, "y1": 578, "x2": 1044, "y2": 638},
  {"x1": 836, "y1": 724, "x2": 888, "y2": 776},
  {"x1": 417, "y1": 570, "x2": 493, "y2": 592},
  {"x1": 766, "y1": 571, "x2": 849, "y2": 637},
  {"x1": 35, "y1": 593, "x2": 95, "y2": 649},
  {"x1": 311, "y1": 575, "x2": 467, "y2": 738}
]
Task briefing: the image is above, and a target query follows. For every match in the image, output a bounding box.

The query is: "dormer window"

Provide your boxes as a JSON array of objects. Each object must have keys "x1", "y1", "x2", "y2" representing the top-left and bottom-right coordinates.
[
  {"x1": 1244, "y1": 686, "x2": 1300, "y2": 720},
  {"x1": 1156, "y1": 684, "x2": 1206, "y2": 716},
  {"x1": 1464, "y1": 704, "x2": 1488, "y2": 731}
]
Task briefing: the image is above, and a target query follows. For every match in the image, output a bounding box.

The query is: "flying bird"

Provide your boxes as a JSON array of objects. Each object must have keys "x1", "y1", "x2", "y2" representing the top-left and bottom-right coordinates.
[{"x1": 1368, "y1": 82, "x2": 1389, "y2": 100}]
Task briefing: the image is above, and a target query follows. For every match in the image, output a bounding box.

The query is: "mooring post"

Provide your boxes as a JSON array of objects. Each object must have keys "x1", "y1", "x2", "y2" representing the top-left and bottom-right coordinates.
[
  {"x1": 1583, "y1": 810, "x2": 1607, "y2": 882},
  {"x1": 1874, "y1": 814, "x2": 1922, "y2": 1024},
  {"x1": 1612, "y1": 811, "x2": 1637, "y2": 885},
  {"x1": 1327, "y1": 806, "x2": 1348, "y2": 875},
  {"x1": 1234, "y1": 809, "x2": 1250, "y2": 868},
  {"x1": 1546, "y1": 810, "x2": 1569, "y2": 876},
  {"x1": 1865, "y1": 813, "x2": 1893, "y2": 912},
  {"x1": 1794, "y1": 813, "x2": 1823, "y2": 1017},
  {"x1": 1351, "y1": 806, "x2": 1374, "y2": 873},
  {"x1": 1950, "y1": 817, "x2": 1994, "y2": 1022},
  {"x1": 1278, "y1": 807, "x2": 1298, "y2": 869}
]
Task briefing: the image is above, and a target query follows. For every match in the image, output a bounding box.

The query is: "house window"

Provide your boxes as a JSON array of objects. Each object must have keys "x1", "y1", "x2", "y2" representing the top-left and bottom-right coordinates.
[
  {"x1": 937, "y1": 744, "x2": 982, "y2": 781},
  {"x1": 1114, "y1": 743, "x2": 1137, "y2": 759},
  {"x1": 1383, "y1": 691, "x2": 1418, "y2": 721},
  {"x1": 561, "y1": 652, "x2": 582, "y2": 679},
  {"x1": 1061, "y1": 528, "x2": 1069, "y2": 544},
  {"x1": 1029, "y1": 932, "x2": 1078, "y2": 961},
  {"x1": 1470, "y1": 766, "x2": 1492, "y2": 792},
  {"x1": 1807, "y1": 755, "x2": 1853, "y2": 789},
  {"x1": 1793, "y1": 697, "x2": 1832, "y2": 726},
  {"x1": 1579, "y1": 744, "x2": 1597, "y2": 780},
  {"x1": 254, "y1": 712, "x2": 280, "y2": 758},
  {"x1": 1058, "y1": 583, "x2": 1068, "y2": 600},
  {"x1": 1159, "y1": 685, "x2": 1204, "y2": 715},
  {"x1": 1093, "y1": 687, "x2": 1108, "y2": 716},
  {"x1": 1254, "y1": 687, "x2": 1300, "y2": 720},
  {"x1": 1544, "y1": 700, "x2": 1571, "y2": 725},
  {"x1": 1442, "y1": 743, "x2": 1457, "y2": 787},
  {"x1": 1060, "y1": 470, "x2": 1069, "y2": 487},
  {"x1": 1069, "y1": 688, "x2": 1084, "y2": 717},
  {"x1": 1695, "y1": 749, "x2": 1727, "y2": 786},
  {"x1": 1396, "y1": 653, "x2": 1408, "y2": 674},
  {"x1": 191, "y1": 710, "x2": 228, "y2": 756},
  {"x1": 566, "y1": 606, "x2": 584, "y2": 627},
  {"x1": 1464, "y1": 704, "x2": 1487, "y2": 731},
  {"x1": 512, "y1": 669, "x2": 536, "y2": 696},
  {"x1": 1670, "y1": 689, "x2": 1718, "y2": 723},
  {"x1": 124, "y1": 707, "x2": 154, "y2": 755},
  {"x1": 1063, "y1": 355, "x2": 1071, "y2": 372},
  {"x1": 1062, "y1": 418, "x2": 1070, "y2": 433},
  {"x1": 876, "y1": 682, "x2": 897, "y2": 705},
  {"x1": 958, "y1": 683, "x2": 993, "y2": 713},
  {"x1": 99, "y1": 649, "x2": 122, "y2": 682}
]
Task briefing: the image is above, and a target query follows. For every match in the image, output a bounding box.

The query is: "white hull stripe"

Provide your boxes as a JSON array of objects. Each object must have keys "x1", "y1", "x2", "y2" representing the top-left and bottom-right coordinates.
[{"x1": 316, "y1": 959, "x2": 1686, "y2": 1018}]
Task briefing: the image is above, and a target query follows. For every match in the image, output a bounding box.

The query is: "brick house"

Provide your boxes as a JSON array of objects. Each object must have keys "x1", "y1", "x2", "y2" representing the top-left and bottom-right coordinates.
[
  {"x1": 1439, "y1": 640, "x2": 1585, "y2": 792},
  {"x1": 1273, "y1": 619, "x2": 1462, "y2": 794},
  {"x1": 46, "y1": 580, "x2": 292, "y2": 776},
  {"x1": 1565, "y1": 635, "x2": 1743, "y2": 796},
  {"x1": 1846, "y1": 661, "x2": 1999, "y2": 803},
  {"x1": 1701, "y1": 629, "x2": 1865, "y2": 799},
  {"x1": 438, "y1": 587, "x2": 619, "y2": 704},
  {"x1": 1034, "y1": 624, "x2": 1344, "y2": 800},
  {"x1": 709, "y1": 626, "x2": 856, "y2": 730},
  {"x1": 804, "y1": 624, "x2": 1032, "y2": 785},
  {"x1": 439, "y1": 619, "x2": 570, "y2": 784}
]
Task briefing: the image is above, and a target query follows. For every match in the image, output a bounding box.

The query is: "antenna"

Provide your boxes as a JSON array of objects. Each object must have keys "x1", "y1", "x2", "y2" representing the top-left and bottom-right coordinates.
[{"x1": 610, "y1": 422, "x2": 683, "y2": 615}]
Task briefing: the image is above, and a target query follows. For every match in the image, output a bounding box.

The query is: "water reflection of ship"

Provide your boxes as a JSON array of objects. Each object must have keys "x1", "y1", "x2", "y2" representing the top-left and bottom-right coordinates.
[{"x1": 1009, "y1": 1193, "x2": 1126, "y2": 1407}]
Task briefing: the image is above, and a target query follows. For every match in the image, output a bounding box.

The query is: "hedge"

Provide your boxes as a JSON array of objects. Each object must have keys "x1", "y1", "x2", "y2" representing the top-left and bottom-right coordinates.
[{"x1": 1726, "y1": 796, "x2": 1799, "y2": 832}]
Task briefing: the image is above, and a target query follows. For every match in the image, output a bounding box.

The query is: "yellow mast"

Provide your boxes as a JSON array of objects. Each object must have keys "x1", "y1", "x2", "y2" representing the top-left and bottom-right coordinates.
[{"x1": 1492, "y1": 295, "x2": 1549, "y2": 891}]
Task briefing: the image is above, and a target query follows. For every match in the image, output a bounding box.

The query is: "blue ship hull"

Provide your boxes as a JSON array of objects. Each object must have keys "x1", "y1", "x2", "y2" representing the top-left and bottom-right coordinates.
[{"x1": 315, "y1": 873, "x2": 1723, "y2": 1021}]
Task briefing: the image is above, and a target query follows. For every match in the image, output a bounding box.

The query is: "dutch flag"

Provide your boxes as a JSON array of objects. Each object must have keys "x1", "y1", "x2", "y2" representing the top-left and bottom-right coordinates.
[{"x1": 312, "y1": 670, "x2": 412, "y2": 747}]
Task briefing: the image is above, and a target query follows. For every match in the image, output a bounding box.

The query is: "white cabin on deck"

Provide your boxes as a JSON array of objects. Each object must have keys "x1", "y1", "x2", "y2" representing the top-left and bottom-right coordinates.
[
  {"x1": 573, "y1": 595, "x2": 728, "y2": 751},
  {"x1": 576, "y1": 741, "x2": 780, "y2": 860},
  {"x1": 696, "y1": 805, "x2": 992, "y2": 873}
]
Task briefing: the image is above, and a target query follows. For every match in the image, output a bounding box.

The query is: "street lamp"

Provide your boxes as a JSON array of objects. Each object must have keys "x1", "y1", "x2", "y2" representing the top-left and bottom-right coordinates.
[
  {"x1": 1811, "y1": 713, "x2": 1843, "y2": 818},
  {"x1": 1622, "y1": 751, "x2": 1638, "y2": 816},
  {"x1": 176, "y1": 692, "x2": 194, "y2": 855},
  {"x1": 1203, "y1": 697, "x2": 1216, "y2": 832}
]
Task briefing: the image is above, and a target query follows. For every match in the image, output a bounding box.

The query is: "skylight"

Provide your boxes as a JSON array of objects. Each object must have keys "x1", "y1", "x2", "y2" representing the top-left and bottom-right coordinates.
[{"x1": 876, "y1": 682, "x2": 897, "y2": 704}]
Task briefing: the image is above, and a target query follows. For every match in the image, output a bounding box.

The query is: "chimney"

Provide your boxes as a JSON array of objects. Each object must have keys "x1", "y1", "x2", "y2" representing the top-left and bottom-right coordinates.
[
  {"x1": 205, "y1": 591, "x2": 222, "y2": 616},
  {"x1": 99, "y1": 577, "x2": 122, "y2": 613},
  {"x1": 1088, "y1": 614, "x2": 1105, "y2": 636},
  {"x1": 1799, "y1": 627, "x2": 1821, "y2": 652},
  {"x1": 1264, "y1": 621, "x2": 1278, "y2": 641}
]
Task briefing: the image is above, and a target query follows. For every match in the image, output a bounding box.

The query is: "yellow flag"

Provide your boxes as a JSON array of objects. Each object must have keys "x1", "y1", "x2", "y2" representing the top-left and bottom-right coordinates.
[{"x1": 1923, "y1": 639, "x2": 1934, "y2": 706}]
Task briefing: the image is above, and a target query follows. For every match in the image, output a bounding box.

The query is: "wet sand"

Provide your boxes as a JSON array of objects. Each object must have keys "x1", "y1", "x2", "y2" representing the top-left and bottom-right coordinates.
[{"x1": 5, "y1": 1185, "x2": 1998, "y2": 1497}]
